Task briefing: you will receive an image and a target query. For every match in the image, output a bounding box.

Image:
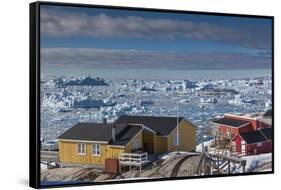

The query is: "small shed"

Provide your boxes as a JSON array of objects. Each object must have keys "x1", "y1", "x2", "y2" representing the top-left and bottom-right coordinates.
[
  {"x1": 231, "y1": 128, "x2": 272, "y2": 156},
  {"x1": 105, "y1": 158, "x2": 119, "y2": 174}
]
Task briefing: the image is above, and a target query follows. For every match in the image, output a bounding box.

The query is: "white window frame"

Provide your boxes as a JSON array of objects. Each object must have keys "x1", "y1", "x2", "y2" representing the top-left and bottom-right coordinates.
[
  {"x1": 77, "y1": 143, "x2": 86, "y2": 155},
  {"x1": 132, "y1": 139, "x2": 141, "y2": 150},
  {"x1": 257, "y1": 142, "x2": 263, "y2": 147},
  {"x1": 92, "y1": 144, "x2": 101, "y2": 156}
]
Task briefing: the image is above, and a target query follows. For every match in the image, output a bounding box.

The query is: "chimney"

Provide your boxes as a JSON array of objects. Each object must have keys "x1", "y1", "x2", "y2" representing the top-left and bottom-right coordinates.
[
  {"x1": 112, "y1": 125, "x2": 116, "y2": 142},
  {"x1": 103, "y1": 118, "x2": 107, "y2": 124}
]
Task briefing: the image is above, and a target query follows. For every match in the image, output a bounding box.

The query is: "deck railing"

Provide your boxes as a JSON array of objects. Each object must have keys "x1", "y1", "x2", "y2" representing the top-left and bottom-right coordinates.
[
  {"x1": 40, "y1": 150, "x2": 59, "y2": 162},
  {"x1": 119, "y1": 152, "x2": 148, "y2": 166}
]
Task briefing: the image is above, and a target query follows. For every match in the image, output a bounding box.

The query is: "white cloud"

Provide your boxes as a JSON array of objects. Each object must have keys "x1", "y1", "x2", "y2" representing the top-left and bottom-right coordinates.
[{"x1": 41, "y1": 8, "x2": 271, "y2": 50}]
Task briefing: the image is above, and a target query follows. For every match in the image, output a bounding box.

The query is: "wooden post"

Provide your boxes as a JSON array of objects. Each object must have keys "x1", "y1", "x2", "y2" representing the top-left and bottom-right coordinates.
[
  {"x1": 217, "y1": 156, "x2": 220, "y2": 173},
  {"x1": 146, "y1": 152, "x2": 148, "y2": 161},
  {"x1": 202, "y1": 154, "x2": 205, "y2": 175},
  {"x1": 242, "y1": 165, "x2": 245, "y2": 173},
  {"x1": 210, "y1": 160, "x2": 213, "y2": 175},
  {"x1": 214, "y1": 136, "x2": 216, "y2": 147},
  {"x1": 228, "y1": 161, "x2": 231, "y2": 174},
  {"x1": 241, "y1": 160, "x2": 246, "y2": 173},
  {"x1": 139, "y1": 154, "x2": 142, "y2": 173},
  {"x1": 119, "y1": 162, "x2": 121, "y2": 174}
]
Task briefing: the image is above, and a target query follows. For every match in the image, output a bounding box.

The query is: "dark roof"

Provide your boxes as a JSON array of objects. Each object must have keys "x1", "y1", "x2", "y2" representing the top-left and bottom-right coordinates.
[
  {"x1": 213, "y1": 117, "x2": 249, "y2": 127},
  {"x1": 110, "y1": 124, "x2": 142, "y2": 146},
  {"x1": 114, "y1": 115, "x2": 186, "y2": 135},
  {"x1": 259, "y1": 128, "x2": 272, "y2": 140},
  {"x1": 57, "y1": 123, "x2": 142, "y2": 146},
  {"x1": 239, "y1": 130, "x2": 267, "y2": 144},
  {"x1": 263, "y1": 109, "x2": 272, "y2": 117}
]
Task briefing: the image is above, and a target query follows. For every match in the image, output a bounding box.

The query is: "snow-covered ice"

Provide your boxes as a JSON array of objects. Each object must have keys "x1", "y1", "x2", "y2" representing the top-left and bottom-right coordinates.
[
  {"x1": 40, "y1": 75, "x2": 272, "y2": 143},
  {"x1": 242, "y1": 153, "x2": 272, "y2": 172}
]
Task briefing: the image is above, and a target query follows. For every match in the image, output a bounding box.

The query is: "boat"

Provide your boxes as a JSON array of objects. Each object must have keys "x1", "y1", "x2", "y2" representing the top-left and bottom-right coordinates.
[{"x1": 200, "y1": 97, "x2": 218, "y2": 104}]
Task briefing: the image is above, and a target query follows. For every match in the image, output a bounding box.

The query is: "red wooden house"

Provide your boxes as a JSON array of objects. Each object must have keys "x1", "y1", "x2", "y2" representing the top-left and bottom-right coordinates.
[
  {"x1": 223, "y1": 113, "x2": 271, "y2": 130},
  {"x1": 212, "y1": 110, "x2": 272, "y2": 156},
  {"x1": 212, "y1": 116, "x2": 253, "y2": 140},
  {"x1": 232, "y1": 128, "x2": 272, "y2": 156}
]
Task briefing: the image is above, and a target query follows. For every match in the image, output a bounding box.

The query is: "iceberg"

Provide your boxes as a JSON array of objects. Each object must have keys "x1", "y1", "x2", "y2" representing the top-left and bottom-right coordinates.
[{"x1": 64, "y1": 75, "x2": 108, "y2": 86}]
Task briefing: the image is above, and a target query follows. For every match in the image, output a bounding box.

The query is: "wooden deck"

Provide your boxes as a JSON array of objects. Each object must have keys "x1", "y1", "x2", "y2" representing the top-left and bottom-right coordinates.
[
  {"x1": 198, "y1": 153, "x2": 246, "y2": 175},
  {"x1": 41, "y1": 151, "x2": 59, "y2": 163},
  {"x1": 119, "y1": 152, "x2": 150, "y2": 172}
]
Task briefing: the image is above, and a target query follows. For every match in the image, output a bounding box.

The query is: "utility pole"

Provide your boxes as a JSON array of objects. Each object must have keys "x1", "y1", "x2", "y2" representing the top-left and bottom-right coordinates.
[
  {"x1": 201, "y1": 104, "x2": 205, "y2": 153},
  {"x1": 176, "y1": 102, "x2": 179, "y2": 153}
]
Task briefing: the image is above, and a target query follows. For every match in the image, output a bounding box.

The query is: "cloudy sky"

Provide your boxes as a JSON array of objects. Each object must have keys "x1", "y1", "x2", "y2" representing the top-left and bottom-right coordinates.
[{"x1": 40, "y1": 5, "x2": 272, "y2": 79}]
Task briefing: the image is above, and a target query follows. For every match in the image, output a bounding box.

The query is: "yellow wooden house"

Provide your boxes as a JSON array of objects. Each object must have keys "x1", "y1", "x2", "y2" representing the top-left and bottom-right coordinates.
[{"x1": 58, "y1": 116, "x2": 196, "y2": 166}]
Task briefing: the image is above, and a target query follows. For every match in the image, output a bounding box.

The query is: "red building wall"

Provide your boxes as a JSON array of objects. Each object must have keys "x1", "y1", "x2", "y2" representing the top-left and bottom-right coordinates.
[
  {"x1": 232, "y1": 135, "x2": 243, "y2": 154},
  {"x1": 238, "y1": 124, "x2": 252, "y2": 133},
  {"x1": 224, "y1": 114, "x2": 270, "y2": 131},
  {"x1": 246, "y1": 141, "x2": 272, "y2": 155},
  {"x1": 217, "y1": 125, "x2": 236, "y2": 138},
  {"x1": 232, "y1": 135, "x2": 272, "y2": 156},
  {"x1": 217, "y1": 124, "x2": 251, "y2": 138}
]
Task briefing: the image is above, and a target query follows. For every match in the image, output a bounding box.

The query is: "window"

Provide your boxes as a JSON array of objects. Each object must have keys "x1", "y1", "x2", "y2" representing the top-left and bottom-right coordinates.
[
  {"x1": 257, "y1": 142, "x2": 262, "y2": 147},
  {"x1": 92, "y1": 144, "x2": 101, "y2": 156},
  {"x1": 132, "y1": 139, "x2": 141, "y2": 150},
  {"x1": 77, "y1": 143, "x2": 86, "y2": 155},
  {"x1": 226, "y1": 128, "x2": 231, "y2": 138}
]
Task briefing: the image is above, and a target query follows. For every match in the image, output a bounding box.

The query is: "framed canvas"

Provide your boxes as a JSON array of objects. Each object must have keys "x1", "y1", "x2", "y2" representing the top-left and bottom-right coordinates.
[{"x1": 29, "y1": 1, "x2": 274, "y2": 188}]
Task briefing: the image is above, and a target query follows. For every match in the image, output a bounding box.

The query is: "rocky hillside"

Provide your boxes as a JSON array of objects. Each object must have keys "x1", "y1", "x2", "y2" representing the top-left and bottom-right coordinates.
[{"x1": 41, "y1": 153, "x2": 203, "y2": 183}]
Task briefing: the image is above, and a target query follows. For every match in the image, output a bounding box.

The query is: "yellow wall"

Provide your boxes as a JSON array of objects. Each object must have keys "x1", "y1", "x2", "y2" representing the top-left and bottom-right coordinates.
[
  {"x1": 167, "y1": 119, "x2": 196, "y2": 152},
  {"x1": 59, "y1": 120, "x2": 196, "y2": 166},
  {"x1": 59, "y1": 140, "x2": 124, "y2": 166},
  {"x1": 153, "y1": 135, "x2": 168, "y2": 154},
  {"x1": 142, "y1": 130, "x2": 154, "y2": 153},
  {"x1": 107, "y1": 146, "x2": 125, "y2": 159},
  {"x1": 59, "y1": 131, "x2": 142, "y2": 166},
  {"x1": 125, "y1": 131, "x2": 143, "y2": 152}
]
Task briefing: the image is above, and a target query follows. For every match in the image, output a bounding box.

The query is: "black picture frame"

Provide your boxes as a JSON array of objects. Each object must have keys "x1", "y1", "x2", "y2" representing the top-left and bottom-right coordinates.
[{"x1": 30, "y1": 1, "x2": 274, "y2": 189}]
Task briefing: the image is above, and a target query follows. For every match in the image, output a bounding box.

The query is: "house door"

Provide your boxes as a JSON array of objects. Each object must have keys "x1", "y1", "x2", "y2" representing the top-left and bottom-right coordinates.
[
  {"x1": 143, "y1": 142, "x2": 153, "y2": 153},
  {"x1": 234, "y1": 138, "x2": 241, "y2": 155}
]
